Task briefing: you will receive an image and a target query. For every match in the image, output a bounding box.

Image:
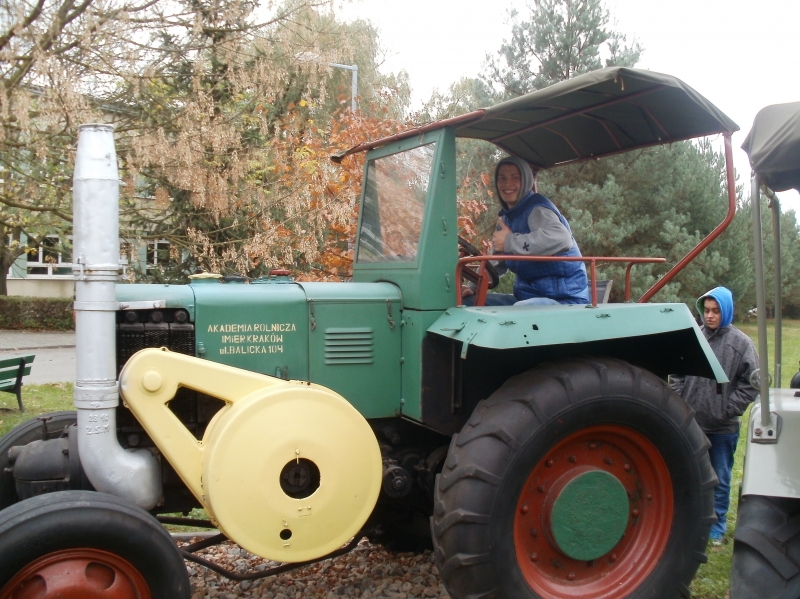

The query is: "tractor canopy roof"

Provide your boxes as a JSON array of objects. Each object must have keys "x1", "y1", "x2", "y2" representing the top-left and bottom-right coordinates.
[
  {"x1": 742, "y1": 101, "x2": 800, "y2": 192},
  {"x1": 333, "y1": 67, "x2": 738, "y2": 170}
]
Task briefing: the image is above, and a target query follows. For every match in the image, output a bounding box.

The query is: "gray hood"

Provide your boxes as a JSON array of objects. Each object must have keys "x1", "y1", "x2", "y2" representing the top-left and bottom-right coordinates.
[{"x1": 495, "y1": 156, "x2": 535, "y2": 210}]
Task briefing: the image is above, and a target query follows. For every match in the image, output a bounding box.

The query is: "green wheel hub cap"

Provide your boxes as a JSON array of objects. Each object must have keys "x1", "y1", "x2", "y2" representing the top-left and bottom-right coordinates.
[{"x1": 550, "y1": 469, "x2": 629, "y2": 561}]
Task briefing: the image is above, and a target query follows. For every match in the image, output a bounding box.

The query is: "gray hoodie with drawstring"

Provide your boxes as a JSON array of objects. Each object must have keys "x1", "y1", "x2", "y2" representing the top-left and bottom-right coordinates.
[{"x1": 670, "y1": 288, "x2": 758, "y2": 435}]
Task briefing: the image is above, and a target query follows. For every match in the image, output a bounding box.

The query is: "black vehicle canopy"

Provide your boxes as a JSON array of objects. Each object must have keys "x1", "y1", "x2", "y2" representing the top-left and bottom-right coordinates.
[
  {"x1": 742, "y1": 101, "x2": 800, "y2": 192},
  {"x1": 333, "y1": 66, "x2": 739, "y2": 168}
]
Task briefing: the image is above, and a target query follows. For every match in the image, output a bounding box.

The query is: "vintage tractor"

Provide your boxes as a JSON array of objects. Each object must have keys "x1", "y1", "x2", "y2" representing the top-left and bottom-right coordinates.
[
  {"x1": 730, "y1": 101, "x2": 800, "y2": 599},
  {"x1": 0, "y1": 67, "x2": 739, "y2": 599}
]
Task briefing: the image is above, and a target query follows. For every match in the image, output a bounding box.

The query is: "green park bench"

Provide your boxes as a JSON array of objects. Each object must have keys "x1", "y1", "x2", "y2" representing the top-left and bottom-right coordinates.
[{"x1": 0, "y1": 354, "x2": 35, "y2": 412}]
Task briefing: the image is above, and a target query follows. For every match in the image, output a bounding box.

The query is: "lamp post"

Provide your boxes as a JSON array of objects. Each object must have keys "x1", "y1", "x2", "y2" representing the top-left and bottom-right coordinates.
[
  {"x1": 328, "y1": 63, "x2": 358, "y2": 113},
  {"x1": 295, "y1": 54, "x2": 358, "y2": 113}
]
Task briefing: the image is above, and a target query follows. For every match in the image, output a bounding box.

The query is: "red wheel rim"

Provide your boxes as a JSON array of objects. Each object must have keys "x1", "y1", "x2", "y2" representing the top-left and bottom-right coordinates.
[
  {"x1": 0, "y1": 548, "x2": 151, "y2": 599},
  {"x1": 514, "y1": 424, "x2": 673, "y2": 599}
]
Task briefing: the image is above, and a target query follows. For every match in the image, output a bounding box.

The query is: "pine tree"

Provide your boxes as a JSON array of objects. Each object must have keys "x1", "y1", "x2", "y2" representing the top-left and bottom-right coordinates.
[{"x1": 483, "y1": 0, "x2": 642, "y2": 98}]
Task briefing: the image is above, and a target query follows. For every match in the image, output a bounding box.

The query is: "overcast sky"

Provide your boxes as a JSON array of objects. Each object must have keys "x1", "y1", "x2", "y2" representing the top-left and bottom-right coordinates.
[{"x1": 337, "y1": 0, "x2": 800, "y2": 210}]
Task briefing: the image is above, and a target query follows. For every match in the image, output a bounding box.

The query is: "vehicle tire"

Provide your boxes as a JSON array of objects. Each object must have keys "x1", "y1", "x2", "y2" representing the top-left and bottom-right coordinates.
[
  {"x1": 0, "y1": 490, "x2": 190, "y2": 598},
  {"x1": 730, "y1": 494, "x2": 800, "y2": 599},
  {"x1": 432, "y1": 357, "x2": 716, "y2": 599},
  {"x1": 0, "y1": 411, "x2": 77, "y2": 510}
]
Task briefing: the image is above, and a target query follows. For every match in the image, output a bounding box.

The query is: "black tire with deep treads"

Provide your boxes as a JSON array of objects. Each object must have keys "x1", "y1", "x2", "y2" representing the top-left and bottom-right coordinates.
[
  {"x1": 0, "y1": 411, "x2": 77, "y2": 510},
  {"x1": 731, "y1": 495, "x2": 800, "y2": 599},
  {"x1": 432, "y1": 357, "x2": 717, "y2": 599},
  {"x1": 0, "y1": 490, "x2": 190, "y2": 598}
]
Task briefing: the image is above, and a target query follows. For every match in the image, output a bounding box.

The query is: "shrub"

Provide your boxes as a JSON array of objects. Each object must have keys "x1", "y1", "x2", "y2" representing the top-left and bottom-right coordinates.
[{"x1": 0, "y1": 296, "x2": 74, "y2": 330}]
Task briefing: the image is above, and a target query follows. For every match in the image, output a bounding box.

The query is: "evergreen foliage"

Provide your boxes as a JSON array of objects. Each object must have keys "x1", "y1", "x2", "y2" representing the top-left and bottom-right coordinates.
[{"x1": 483, "y1": 0, "x2": 642, "y2": 98}]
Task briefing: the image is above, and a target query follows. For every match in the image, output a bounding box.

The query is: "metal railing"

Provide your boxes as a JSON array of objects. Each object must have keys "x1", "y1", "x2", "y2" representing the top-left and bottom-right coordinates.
[{"x1": 456, "y1": 255, "x2": 667, "y2": 307}]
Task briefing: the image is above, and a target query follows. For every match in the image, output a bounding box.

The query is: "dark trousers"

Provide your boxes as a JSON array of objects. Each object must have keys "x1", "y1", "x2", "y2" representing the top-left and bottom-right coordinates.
[{"x1": 706, "y1": 432, "x2": 740, "y2": 539}]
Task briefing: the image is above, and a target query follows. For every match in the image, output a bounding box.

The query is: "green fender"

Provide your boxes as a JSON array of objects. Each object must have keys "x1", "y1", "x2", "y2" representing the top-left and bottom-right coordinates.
[{"x1": 428, "y1": 302, "x2": 727, "y2": 382}]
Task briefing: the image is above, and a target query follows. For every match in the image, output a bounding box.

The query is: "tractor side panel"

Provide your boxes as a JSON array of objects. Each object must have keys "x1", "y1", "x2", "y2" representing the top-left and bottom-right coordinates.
[
  {"x1": 400, "y1": 308, "x2": 448, "y2": 421},
  {"x1": 193, "y1": 284, "x2": 310, "y2": 380},
  {"x1": 301, "y1": 282, "x2": 403, "y2": 419}
]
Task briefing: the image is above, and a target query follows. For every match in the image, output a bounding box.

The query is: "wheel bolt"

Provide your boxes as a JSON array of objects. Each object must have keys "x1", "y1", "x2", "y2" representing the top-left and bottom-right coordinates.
[
  {"x1": 647, "y1": 494, "x2": 652, "y2": 501},
  {"x1": 623, "y1": 463, "x2": 631, "y2": 472},
  {"x1": 568, "y1": 455, "x2": 576, "y2": 463},
  {"x1": 521, "y1": 504, "x2": 529, "y2": 514},
  {"x1": 530, "y1": 528, "x2": 538, "y2": 538},
  {"x1": 609, "y1": 553, "x2": 618, "y2": 563},
  {"x1": 538, "y1": 485, "x2": 545, "y2": 493},
  {"x1": 589, "y1": 443, "x2": 598, "y2": 450},
  {"x1": 546, "y1": 459, "x2": 554, "y2": 467},
  {"x1": 604, "y1": 458, "x2": 613, "y2": 465},
  {"x1": 530, "y1": 552, "x2": 539, "y2": 562},
  {"x1": 568, "y1": 572, "x2": 576, "y2": 581},
  {"x1": 632, "y1": 509, "x2": 640, "y2": 517}
]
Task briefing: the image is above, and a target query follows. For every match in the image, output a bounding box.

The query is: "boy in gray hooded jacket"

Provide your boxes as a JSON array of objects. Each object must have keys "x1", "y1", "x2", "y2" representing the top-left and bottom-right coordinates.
[{"x1": 670, "y1": 286, "x2": 758, "y2": 544}]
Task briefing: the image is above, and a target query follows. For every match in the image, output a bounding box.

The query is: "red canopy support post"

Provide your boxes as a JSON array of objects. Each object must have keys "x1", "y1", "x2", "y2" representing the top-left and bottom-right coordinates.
[{"x1": 638, "y1": 133, "x2": 738, "y2": 303}]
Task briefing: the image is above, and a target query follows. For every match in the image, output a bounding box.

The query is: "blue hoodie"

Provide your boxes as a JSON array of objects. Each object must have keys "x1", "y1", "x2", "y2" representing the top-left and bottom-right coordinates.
[{"x1": 696, "y1": 286, "x2": 734, "y2": 328}]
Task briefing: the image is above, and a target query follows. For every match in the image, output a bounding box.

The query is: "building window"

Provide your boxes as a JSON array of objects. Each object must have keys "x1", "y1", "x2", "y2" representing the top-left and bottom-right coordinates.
[
  {"x1": 27, "y1": 236, "x2": 72, "y2": 277},
  {"x1": 146, "y1": 240, "x2": 170, "y2": 270}
]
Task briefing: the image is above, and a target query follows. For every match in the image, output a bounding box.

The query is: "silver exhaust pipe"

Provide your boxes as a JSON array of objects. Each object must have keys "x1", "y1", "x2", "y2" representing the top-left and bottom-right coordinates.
[{"x1": 72, "y1": 124, "x2": 162, "y2": 510}]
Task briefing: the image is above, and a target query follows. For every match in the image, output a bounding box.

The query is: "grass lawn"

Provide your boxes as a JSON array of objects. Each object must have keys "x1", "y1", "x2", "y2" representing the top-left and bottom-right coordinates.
[
  {"x1": 737, "y1": 319, "x2": 800, "y2": 388},
  {"x1": 0, "y1": 382, "x2": 74, "y2": 438},
  {"x1": 4, "y1": 320, "x2": 800, "y2": 594}
]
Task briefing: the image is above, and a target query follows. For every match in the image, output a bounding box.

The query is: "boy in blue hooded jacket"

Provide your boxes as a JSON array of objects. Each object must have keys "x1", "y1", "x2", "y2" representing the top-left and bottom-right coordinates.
[{"x1": 671, "y1": 287, "x2": 758, "y2": 544}]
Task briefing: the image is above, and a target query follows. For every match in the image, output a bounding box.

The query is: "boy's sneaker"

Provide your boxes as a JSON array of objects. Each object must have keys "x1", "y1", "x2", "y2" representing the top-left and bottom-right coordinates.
[{"x1": 709, "y1": 537, "x2": 727, "y2": 551}]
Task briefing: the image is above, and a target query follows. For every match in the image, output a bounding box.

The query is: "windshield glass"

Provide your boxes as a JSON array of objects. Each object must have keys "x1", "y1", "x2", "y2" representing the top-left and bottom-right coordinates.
[{"x1": 356, "y1": 142, "x2": 435, "y2": 263}]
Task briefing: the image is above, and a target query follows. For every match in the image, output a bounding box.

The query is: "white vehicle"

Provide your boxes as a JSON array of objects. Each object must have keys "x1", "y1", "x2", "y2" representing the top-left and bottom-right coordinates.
[{"x1": 732, "y1": 101, "x2": 800, "y2": 599}]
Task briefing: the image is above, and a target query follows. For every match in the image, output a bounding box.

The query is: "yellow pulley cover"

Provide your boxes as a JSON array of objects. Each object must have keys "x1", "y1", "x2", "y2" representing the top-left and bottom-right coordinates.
[{"x1": 119, "y1": 348, "x2": 382, "y2": 562}]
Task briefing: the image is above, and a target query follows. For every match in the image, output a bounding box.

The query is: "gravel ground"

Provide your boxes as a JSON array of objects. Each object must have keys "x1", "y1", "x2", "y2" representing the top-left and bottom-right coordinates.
[{"x1": 184, "y1": 538, "x2": 451, "y2": 599}]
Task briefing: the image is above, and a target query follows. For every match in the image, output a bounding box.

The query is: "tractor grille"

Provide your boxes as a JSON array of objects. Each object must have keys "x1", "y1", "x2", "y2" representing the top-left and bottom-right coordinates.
[
  {"x1": 324, "y1": 328, "x2": 374, "y2": 365},
  {"x1": 116, "y1": 319, "x2": 195, "y2": 376}
]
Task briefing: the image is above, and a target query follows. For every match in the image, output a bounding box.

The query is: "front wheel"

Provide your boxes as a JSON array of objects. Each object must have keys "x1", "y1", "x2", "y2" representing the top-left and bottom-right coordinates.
[
  {"x1": 730, "y1": 495, "x2": 800, "y2": 599},
  {"x1": 0, "y1": 491, "x2": 190, "y2": 599},
  {"x1": 432, "y1": 358, "x2": 716, "y2": 599}
]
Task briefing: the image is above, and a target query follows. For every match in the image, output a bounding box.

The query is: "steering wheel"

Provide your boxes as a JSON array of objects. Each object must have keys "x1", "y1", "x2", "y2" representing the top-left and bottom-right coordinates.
[{"x1": 458, "y1": 236, "x2": 500, "y2": 290}]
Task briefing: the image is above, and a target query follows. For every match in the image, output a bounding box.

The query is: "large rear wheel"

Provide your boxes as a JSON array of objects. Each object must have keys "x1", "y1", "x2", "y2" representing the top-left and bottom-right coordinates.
[
  {"x1": 730, "y1": 494, "x2": 800, "y2": 599},
  {"x1": 432, "y1": 358, "x2": 716, "y2": 599},
  {"x1": 0, "y1": 491, "x2": 190, "y2": 599}
]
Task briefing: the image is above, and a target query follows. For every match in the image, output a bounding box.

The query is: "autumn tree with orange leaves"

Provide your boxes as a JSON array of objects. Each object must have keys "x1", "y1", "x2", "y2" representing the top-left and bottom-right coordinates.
[{"x1": 112, "y1": 2, "x2": 411, "y2": 282}]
